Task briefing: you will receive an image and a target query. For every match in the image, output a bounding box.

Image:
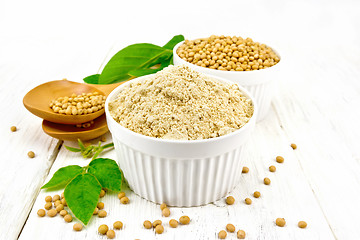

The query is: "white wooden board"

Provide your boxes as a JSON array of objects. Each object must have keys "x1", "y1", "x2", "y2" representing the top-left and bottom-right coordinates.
[{"x1": 1, "y1": 0, "x2": 360, "y2": 239}]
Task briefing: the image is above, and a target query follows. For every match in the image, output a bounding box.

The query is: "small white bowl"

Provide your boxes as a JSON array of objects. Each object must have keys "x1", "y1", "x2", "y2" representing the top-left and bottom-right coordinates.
[
  {"x1": 173, "y1": 40, "x2": 281, "y2": 121},
  {"x1": 105, "y1": 73, "x2": 257, "y2": 207}
]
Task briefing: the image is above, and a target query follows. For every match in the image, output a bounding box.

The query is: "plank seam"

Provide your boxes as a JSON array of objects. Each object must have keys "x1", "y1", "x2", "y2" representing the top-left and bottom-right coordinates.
[
  {"x1": 271, "y1": 102, "x2": 338, "y2": 240},
  {"x1": 17, "y1": 139, "x2": 64, "y2": 239}
]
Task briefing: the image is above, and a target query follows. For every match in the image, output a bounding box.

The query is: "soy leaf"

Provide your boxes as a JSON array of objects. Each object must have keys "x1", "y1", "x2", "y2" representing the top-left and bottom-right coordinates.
[
  {"x1": 64, "y1": 173, "x2": 102, "y2": 225},
  {"x1": 98, "y1": 43, "x2": 170, "y2": 84},
  {"x1": 83, "y1": 35, "x2": 185, "y2": 84},
  {"x1": 88, "y1": 158, "x2": 122, "y2": 191},
  {"x1": 83, "y1": 74, "x2": 100, "y2": 84},
  {"x1": 163, "y1": 34, "x2": 185, "y2": 50},
  {"x1": 41, "y1": 158, "x2": 123, "y2": 225},
  {"x1": 41, "y1": 165, "x2": 83, "y2": 189}
]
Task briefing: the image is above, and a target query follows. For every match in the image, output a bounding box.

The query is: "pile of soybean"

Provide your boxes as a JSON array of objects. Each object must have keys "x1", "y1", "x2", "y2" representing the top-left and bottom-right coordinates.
[{"x1": 177, "y1": 35, "x2": 280, "y2": 71}]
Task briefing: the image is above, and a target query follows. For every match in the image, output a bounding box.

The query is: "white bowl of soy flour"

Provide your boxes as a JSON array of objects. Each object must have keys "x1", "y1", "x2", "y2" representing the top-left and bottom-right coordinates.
[{"x1": 105, "y1": 65, "x2": 257, "y2": 207}]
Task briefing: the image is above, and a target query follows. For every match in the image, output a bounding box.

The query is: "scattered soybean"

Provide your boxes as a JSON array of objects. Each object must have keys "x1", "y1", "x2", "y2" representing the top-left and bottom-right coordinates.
[
  {"x1": 276, "y1": 156, "x2": 284, "y2": 163},
  {"x1": 113, "y1": 221, "x2": 123, "y2": 230},
  {"x1": 162, "y1": 208, "x2": 170, "y2": 217},
  {"x1": 226, "y1": 196, "x2": 235, "y2": 205},
  {"x1": 93, "y1": 207, "x2": 99, "y2": 215},
  {"x1": 179, "y1": 216, "x2": 190, "y2": 225},
  {"x1": 54, "y1": 200, "x2": 61, "y2": 207},
  {"x1": 56, "y1": 204, "x2": 64, "y2": 213},
  {"x1": 97, "y1": 202, "x2": 104, "y2": 209},
  {"x1": 253, "y1": 191, "x2": 261, "y2": 198},
  {"x1": 155, "y1": 224, "x2": 164, "y2": 234},
  {"x1": 120, "y1": 196, "x2": 129, "y2": 204},
  {"x1": 73, "y1": 223, "x2": 83, "y2": 231},
  {"x1": 53, "y1": 194, "x2": 60, "y2": 201},
  {"x1": 98, "y1": 224, "x2": 109, "y2": 235},
  {"x1": 269, "y1": 165, "x2": 276, "y2": 172},
  {"x1": 298, "y1": 221, "x2": 307, "y2": 228},
  {"x1": 64, "y1": 214, "x2": 72, "y2": 223},
  {"x1": 237, "y1": 230, "x2": 246, "y2": 239},
  {"x1": 143, "y1": 220, "x2": 152, "y2": 229},
  {"x1": 264, "y1": 177, "x2": 271, "y2": 185},
  {"x1": 60, "y1": 210, "x2": 68, "y2": 217},
  {"x1": 37, "y1": 209, "x2": 45, "y2": 217},
  {"x1": 117, "y1": 192, "x2": 126, "y2": 199},
  {"x1": 47, "y1": 209, "x2": 57, "y2": 217},
  {"x1": 61, "y1": 198, "x2": 67, "y2": 206},
  {"x1": 276, "y1": 218, "x2": 286, "y2": 227},
  {"x1": 160, "y1": 203, "x2": 167, "y2": 210},
  {"x1": 45, "y1": 196, "x2": 52, "y2": 202},
  {"x1": 44, "y1": 202, "x2": 52, "y2": 210},
  {"x1": 153, "y1": 220, "x2": 162, "y2": 228},
  {"x1": 218, "y1": 230, "x2": 227, "y2": 239},
  {"x1": 107, "y1": 230, "x2": 116, "y2": 239},
  {"x1": 226, "y1": 223, "x2": 235, "y2": 232},
  {"x1": 98, "y1": 210, "x2": 107, "y2": 218},
  {"x1": 28, "y1": 151, "x2": 35, "y2": 158},
  {"x1": 169, "y1": 219, "x2": 178, "y2": 228},
  {"x1": 99, "y1": 189, "x2": 106, "y2": 198}
]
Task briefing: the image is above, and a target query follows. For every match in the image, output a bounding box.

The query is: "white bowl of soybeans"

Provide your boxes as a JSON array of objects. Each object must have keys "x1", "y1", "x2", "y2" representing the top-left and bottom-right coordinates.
[
  {"x1": 173, "y1": 35, "x2": 281, "y2": 121},
  {"x1": 105, "y1": 66, "x2": 257, "y2": 207}
]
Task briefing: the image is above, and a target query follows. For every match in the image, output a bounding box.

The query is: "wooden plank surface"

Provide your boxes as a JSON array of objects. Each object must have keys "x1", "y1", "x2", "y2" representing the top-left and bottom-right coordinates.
[
  {"x1": 0, "y1": 37, "x2": 115, "y2": 240},
  {"x1": 18, "y1": 121, "x2": 336, "y2": 240},
  {"x1": 0, "y1": 58, "x2": 62, "y2": 239},
  {"x1": 1, "y1": 0, "x2": 360, "y2": 239}
]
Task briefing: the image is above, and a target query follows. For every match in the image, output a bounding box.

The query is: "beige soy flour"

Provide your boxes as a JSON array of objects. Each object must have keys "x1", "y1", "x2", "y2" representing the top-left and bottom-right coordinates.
[{"x1": 109, "y1": 65, "x2": 254, "y2": 140}]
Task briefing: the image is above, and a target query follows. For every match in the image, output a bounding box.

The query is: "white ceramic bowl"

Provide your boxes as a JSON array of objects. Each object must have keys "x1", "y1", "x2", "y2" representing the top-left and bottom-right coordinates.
[
  {"x1": 173, "y1": 40, "x2": 281, "y2": 121},
  {"x1": 105, "y1": 74, "x2": 257, "y2": 207}
]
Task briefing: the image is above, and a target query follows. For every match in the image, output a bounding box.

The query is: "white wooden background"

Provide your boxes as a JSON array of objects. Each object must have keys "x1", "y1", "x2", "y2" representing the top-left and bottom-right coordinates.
[{"x1": 1, "y1": 0, "x2": 360, "y2": 239}]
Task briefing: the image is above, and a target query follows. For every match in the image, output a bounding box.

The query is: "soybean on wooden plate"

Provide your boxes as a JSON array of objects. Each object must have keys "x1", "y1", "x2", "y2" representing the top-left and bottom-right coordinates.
[
  {"x1": 24, "y1": 79, "x2": 125, "y2": 141},
  {"x1": 23, "y1": 80, "x2": 107, "y2": 125}
]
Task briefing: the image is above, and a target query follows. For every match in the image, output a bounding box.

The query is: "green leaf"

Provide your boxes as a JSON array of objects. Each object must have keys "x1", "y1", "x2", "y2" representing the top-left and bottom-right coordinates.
[
  {"x1": 41, "y1": 165, "x2": 83, "y2": 189},
  {"x1": 83, "y1": 35, "x2": 185, "y2": 84},
  {"x1": 83, "y1": 74, "x2": 100, "y2": 84},
  {"x1": 99, "y1": 43, "x2": 172, "y2": 84},
  {"x1": 64, "y1": 145, "x2": 81, "y2": 152},
  {"x1": 88, "y1": 158, "x2": 122, "y2": 191},
  {"x1": 162, "y1": 34, "x2": 184, "y2": 50},
  {"x1": 64, "y1": 173, "x2": 102, "y2": 225}
]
